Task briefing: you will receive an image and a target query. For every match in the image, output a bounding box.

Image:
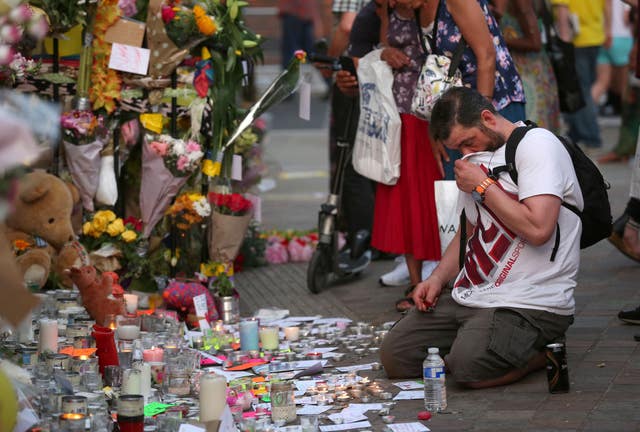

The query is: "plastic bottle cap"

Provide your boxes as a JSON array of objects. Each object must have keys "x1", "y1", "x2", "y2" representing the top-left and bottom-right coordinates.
[{"x1": 427, "y1": 347, "x2": 439, "y2": 354}]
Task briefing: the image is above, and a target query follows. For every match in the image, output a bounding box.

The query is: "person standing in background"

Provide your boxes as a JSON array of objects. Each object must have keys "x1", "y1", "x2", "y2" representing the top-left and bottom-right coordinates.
[
  {"x1": 500, "y1": 0, "x2": 561, "y2": 133},
  {"x1": 278, "y1": 0, "x2": 323, "y2": 71},
  {"x1": 591, "y1": 0, "x2": 633, "y2": 117},
  {"x1": 550, "y1": 0, "x2": 611, "y2": 152}
]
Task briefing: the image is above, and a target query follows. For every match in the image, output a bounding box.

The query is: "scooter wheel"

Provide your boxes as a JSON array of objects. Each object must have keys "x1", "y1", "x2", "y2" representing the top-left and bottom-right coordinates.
[{"x1": 307, "y1": 248, "x2": 331, "y2": 293}]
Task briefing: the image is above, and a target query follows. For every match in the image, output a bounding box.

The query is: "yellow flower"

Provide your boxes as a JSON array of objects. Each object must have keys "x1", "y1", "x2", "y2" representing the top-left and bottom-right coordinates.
[
  {"x1": 106, "y1": 218, "x2": 125, "y2": 237},
  {"x1": 202, "y1": 159, "x2": 221, "y2": 177},
  {"x1": 82, "y1": 222, "x2": 94, "y2": 236},
  {"x1": 188, "y1": 193, "x2": 204, "y2": 202},
  {"x1": 193, "y1": 4, "x2": 206, "y2": 18},
  {"x1": 121, "y1": 230, "x2": 137, "y2": 243},
  {"x1": 92, "y1": 214, "x2": 110, "y2": 234},
  {"x1": 95, "y1": 210, "x2": 116, "y2": 222},
  {"x1": 215, "y1": 264, "x2": 225, "y2": 276},
  {"x1": 227, "y1": 265, "x2": 234, "y2": 276}
]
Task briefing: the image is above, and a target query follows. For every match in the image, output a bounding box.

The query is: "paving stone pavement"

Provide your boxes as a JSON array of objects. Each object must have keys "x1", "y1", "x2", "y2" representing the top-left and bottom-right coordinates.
[{"x1": 234, "y1": 112, "x2": 640, "y2": 430}]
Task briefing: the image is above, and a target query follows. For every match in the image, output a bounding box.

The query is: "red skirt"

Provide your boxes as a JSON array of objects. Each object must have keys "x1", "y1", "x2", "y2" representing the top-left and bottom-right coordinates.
[{"x1": 371, "y1": 114, "x2": 442, "y2": 261}]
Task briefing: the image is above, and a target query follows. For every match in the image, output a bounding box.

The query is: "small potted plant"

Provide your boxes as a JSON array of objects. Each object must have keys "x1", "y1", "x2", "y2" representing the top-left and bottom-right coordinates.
[{"x1": 201, "y1": 261, "x2": 238, "y2": 324}]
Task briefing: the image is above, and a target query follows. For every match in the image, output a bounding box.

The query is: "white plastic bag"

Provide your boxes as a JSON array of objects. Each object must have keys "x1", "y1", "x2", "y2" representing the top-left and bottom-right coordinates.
[
  {"x1": 95, "y1": 155, "x2": 118, "y2": 206},
  {"x1": 352, "y1": 49, "x2": 401, "y2": 185},
  {"x1": 434, "y1": 180, "x2": 460, "y2": 254}
]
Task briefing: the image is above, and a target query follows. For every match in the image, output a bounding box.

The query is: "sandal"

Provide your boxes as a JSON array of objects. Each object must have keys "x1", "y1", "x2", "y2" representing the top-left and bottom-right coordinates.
[{"x1": 395, "y1": 285, "x2": 416, "y2": 313}]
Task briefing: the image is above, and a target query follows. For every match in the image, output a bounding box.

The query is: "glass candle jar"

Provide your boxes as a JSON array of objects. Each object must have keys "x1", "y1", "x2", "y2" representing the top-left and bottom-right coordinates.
[
  {"x1": 117, "y1": 394, "x2": 144, "y2": 432},
  {"x1": 270, "y1": 381, "x2": 296, "y2": 424},
  {"x1": 59, "y1": 413, "x2": 86, "y2": 432},
  {"x1": 259, "y1": 325, "x2": 279, "y2": 351},
  {"x1": 163, "y1": 367, "x2": 191, "y2": 396}
]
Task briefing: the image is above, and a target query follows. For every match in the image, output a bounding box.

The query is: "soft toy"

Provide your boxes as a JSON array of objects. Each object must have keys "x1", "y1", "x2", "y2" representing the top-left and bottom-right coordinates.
[
  {"x1": 67, "y1": 265, "x2": 125, "y2": 325},
  {"x1": 2, "y1": 171, "x2": 89, "y2": 288}
]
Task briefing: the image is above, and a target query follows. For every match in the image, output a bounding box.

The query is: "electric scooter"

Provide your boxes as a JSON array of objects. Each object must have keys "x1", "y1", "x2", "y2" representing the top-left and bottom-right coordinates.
[{"x1": 306, "y1": 53, "x2": 372, "y2": 294}]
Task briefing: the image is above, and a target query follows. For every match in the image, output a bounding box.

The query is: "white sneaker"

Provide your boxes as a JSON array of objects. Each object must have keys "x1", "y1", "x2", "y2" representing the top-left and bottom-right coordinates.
[
  {"x1": 380, "y1": 258, "x2": 440, "y2": 286},
  {"x1": 379, "y1": 256, "x2": 410, "y2": 286}
]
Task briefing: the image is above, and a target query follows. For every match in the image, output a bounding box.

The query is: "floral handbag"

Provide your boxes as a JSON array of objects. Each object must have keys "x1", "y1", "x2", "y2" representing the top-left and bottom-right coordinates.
[{"x1": 411, "y1": 8, "x2": 466, "y2": 121}]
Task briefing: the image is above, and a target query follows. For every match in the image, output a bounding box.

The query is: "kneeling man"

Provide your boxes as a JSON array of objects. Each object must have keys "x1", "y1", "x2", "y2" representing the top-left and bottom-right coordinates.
[{"x1": 381, "y1": 87, "x2": 581, "y2": 389}]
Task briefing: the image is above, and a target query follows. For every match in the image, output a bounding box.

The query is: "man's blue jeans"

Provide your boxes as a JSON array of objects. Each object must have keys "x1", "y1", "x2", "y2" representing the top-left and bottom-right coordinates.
[
  {"x1": 280, "y1": 14, "x2": 313, "y2": 71},
  {"x1": 564, "y1": 46, "x2": 602, "y2": 148}
]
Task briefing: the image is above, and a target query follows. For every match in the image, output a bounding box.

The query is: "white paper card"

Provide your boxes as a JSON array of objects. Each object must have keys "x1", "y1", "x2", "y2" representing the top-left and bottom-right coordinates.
[
  {"x1": 319, "y1": 421, "x2": 372, "y2": 431},
  {"x1": 294, "y1": 379, "x2": 318, "y2": 393},
  {"x1": 193, "y1": 294, "x2": 208, "y2": 318},
  {"x1": 298, "y1": 80, "x2": 311, "y2": 120},
  {"x1": 387, "y1": 423, "x2": 431, "y2": 432},
  {"x1": 330, "y1": 411, "x2": 367, "y2": 423},
  {"x1": 345, "y1": 403, "x2": 383, "y2": 413},
  {"x1": 336, "y1": 363, "x2": 375, "y2": 373},
  {"x1": 245, "y1": 193, "x2": 261, "y2": 223},
  {"x1": 207, "y1": 367, "x2": 253, "y2": 382},
  {"x1": 232, "y1": 154, "x2": 243, "y2": 180},
  {"x1": 108, "y1": 43, "x2": 149, "y2": 75},
  {"x1": 199, "y1": 319, "x2": 211, "y2": 330},
  {"x1": 394, "y1": 381, "x2": 423, "y2": 390},
  {"x1": 178, "y1": 425, "x2": 205, "y2": 432},
  {"x1": 297, "y1": 405, "x2": 332, "y2": 415},
  {"x1": 219, "y1": 405, "x2": 236, "y2": 432},
  {"x1": 393, "y1": 390, "x2": 424, "y2": 400}
]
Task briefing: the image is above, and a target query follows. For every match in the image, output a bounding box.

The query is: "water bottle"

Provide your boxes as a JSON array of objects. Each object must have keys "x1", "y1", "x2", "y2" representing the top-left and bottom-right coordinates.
[{"x1": 423, "y1": 347, "x2": 447, "y2": 412}]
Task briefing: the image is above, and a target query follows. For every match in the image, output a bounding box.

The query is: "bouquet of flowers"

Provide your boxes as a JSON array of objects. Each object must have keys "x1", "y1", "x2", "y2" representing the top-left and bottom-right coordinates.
[
  {"x1": 162, "y1": 1, "x2": 218, "y2": 47},
  {"x1": 166, "y1": 193, "x2": 211, "y2": 230},
  {"x1": 81, "y1": 211, "x2": 143, "y2": 274},
  {"x1": 265, "y1": 230, "x2": 323, "y2": 265},
  {"x1": 140, "y1": 129, "x2": 204, "y2": 237},
  {"x1": 0, "y1": 53, "x2": 40, "y2": 86},
  {"x1": 200, "y1": 261, "x2": 234, "y2": 297},
  {"x1": 0, "y1": 2, "x2": 48, "y2": 69},
  {"x1": 208, "y1": 192, "x2": 253, "y2": 262},
  {"x1": 61, "y1": 110, "x2": 106, "y2": 211},
  {"x1": 148, "y1": 134, "x2": 204, "y2": 177}
]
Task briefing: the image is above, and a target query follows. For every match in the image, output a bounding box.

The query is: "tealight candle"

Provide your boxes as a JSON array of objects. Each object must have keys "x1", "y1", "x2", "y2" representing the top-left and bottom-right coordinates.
[
  {"x1": 142, "y1": 347, "x2": 164, "y2": 363},
  {"x1": 117, "y1": 325, "x2": 140, "y2": 341},
  {"x1": 123, "y1": 294, "x2": 139, "y2": 314},
  {"x1": 284, "y1": 326, "x2": 300, "y2": 342},
  {"x1": 336, "y1": 393, "x2": 350, "y2": 402}
]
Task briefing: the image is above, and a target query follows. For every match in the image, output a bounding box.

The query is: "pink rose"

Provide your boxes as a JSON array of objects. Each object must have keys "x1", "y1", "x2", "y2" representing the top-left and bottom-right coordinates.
[
  {"x1": 177, "y1": 155, "x2": 189, "y2": 171},
  {"x1": 9, "y1": 5, "x2": 32, "y2": 24},
  {"x1": 27, "y1": 15, "x2": 49, "y2": 39},
  {"x1": 150, "y1": 140, "x2": 169, "y2": 156},
  {"x1": 1, "y1": 25, "x2": 23, "y2": 45},
  {"x1": 186, "y1": 140, "x2": 200, "y2": 153}
]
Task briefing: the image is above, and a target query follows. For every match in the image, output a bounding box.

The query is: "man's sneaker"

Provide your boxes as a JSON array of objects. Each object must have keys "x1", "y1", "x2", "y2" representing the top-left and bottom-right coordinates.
[
  {"x1": 379, "y1": 258, "x2": 440, "y2": 286},
  {"x1": 618, "y1": 306, "x2": 640, "y2": 325},
  {"x1": 379, "y1": 257, "x2": 410, "y2": 286}
]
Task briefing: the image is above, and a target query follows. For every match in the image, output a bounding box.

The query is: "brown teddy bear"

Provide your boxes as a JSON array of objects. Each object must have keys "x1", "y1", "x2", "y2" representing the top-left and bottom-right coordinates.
[
  {"x1": 67, "y1": 265, "x2": 125, "y2": 325},
  {"x1": 2, "y1": 171, "x2": 89, "y2": 289}
]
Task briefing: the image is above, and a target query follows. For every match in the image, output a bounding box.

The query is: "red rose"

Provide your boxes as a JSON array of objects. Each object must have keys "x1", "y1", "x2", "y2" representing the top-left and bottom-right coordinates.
[
  {"x1": 123, "y1": 216, "x2": 142, "y2": 232},
  {"x1": 161, "y1": 5, "x2": 176, "y2": 23},
  {"x1": 228, "y1": 193, "x2": 246, "y2": 213}
]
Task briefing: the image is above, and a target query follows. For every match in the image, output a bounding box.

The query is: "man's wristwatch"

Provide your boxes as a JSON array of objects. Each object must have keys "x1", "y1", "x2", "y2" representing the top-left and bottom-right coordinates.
[{"x1": 471, "y1": 177, "x2": 496, "y2": 203}]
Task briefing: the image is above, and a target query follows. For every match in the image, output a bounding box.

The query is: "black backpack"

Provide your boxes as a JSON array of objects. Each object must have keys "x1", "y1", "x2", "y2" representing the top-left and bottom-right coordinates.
[{"x1": 490, "y1": 121, "x2": 612, "y2": 260}]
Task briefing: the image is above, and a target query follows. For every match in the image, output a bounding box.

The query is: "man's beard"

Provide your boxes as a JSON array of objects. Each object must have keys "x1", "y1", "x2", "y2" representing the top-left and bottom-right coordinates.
[{"x1": 480, "y1": 126, "x2": 506, "y2": 152}]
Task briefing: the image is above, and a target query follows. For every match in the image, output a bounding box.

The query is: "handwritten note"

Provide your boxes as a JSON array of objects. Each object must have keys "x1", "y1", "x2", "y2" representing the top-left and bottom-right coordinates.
[
  {"x1": 319, "y1": 421, "x2": 372, "y2": 431},
  {"x1": 393, "y1": 381, "x2": 423, "y2": 390},
  {"x1": 297, "y1": 405, "x2": 332, "y2": 415},
  {"x1": 386, "y1": 423, "x2": 431, "y2": 432},
  {"x1": 193, "y1": 294, "x2": 208, "y2": 318},
  {"x1": 393, "y1": 390, "x2": 424, "y2": 401},
  {"x1": 108, "y1": 43, "x2": 150, "y2": 75}
]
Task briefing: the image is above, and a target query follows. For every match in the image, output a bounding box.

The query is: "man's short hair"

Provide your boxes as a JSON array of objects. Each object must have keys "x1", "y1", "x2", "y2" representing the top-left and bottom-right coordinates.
[{"x1": 430, "y1": 87, "x2": 497, "y2": 143}]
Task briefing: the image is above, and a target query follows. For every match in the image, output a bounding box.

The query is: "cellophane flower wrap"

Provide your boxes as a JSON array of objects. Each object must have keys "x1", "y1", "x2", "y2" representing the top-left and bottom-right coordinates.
[
  {"x1": 140, "y1": 134, "x2": 203, "y2": 237},
  {"x1": 61, "y1": 110, "x2": 105, "y2": 211},
  {"x1": 208, "y1": 192, "x2": 253, "y2": 262}
]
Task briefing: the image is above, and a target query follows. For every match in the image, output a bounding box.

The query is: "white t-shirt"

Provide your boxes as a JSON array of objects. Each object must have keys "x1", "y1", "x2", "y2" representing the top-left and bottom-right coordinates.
[{"x1": 452, "y1": 128, "x2": 583, "y2": 316}]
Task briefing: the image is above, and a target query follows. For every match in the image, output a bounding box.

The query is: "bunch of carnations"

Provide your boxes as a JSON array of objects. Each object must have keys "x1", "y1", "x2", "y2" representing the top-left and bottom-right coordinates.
[
  {"x1": 208, "y1": 192, "x2": 252, "y2": 216},
  {"x1": 166, "y1": 193, "x2": 211, "y2": 230},
  {"x1": 148, "y1": 134, "x2": 204, "y2": 177},
  {"x1": 61, "y1": 110, "x2": 100, "y2": 145}
]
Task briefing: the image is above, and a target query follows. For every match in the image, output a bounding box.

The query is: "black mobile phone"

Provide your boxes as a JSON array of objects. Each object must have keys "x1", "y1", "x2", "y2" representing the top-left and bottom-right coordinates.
[{"x1": 338, "y1": 56, "x2": 357, "y2": 75}]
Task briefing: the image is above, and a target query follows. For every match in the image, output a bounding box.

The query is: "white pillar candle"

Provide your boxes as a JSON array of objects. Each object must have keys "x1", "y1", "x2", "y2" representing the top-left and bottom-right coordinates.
[
  {"x1": 17, "y1": 316, "x2": 33, "y2": 343},
  {"x1": 123, "y1": 294, "x2": 139, "y2": 314},
  {"x1": 117, "y1": 325, "x2": 140, "y2": 341},
  {"x1": 38, "y1": 318, "x2": 58, "y2": 353},
  {"x1": 283, "y1": 326, "x2": 300, "y2": 342},
  {"x1": 134, "y1": 362, "x2": 151, "y2": 401},
  {"x1": 122, "y1": 368, "x2": 142, "y2": 395},
  {"x1": 199, "y1": 372, "x2": 227, "y2": 422}
]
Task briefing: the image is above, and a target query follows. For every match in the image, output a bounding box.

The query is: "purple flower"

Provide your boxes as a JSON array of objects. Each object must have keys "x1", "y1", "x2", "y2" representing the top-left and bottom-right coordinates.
[{"x1": 118, "y1": 0, "x2": 138, "y2": 17}]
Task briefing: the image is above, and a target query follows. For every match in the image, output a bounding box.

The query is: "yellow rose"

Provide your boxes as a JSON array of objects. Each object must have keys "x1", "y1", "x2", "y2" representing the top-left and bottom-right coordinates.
[
  {"x1": 92, "y1": 214, "x2": 109, "y2": 234},
  {"x1": 202, "y1": 159, "x2": 221, "y2": 177},
  {"x1": 121, "y1": 230, "x2": 137, "y2": 243},
  {"x1": 106, "y1": 219, "x2": 125, "y2": 237},
  {"x1": 82, "y1": 222, "x2": 93, "y2": 236}
]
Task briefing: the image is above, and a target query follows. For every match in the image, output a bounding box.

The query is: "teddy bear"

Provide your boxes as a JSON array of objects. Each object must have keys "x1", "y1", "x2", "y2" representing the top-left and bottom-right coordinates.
[
  {"x1": 67, "y1": 265, "x2": 125, "y2": 326},
  {"x1": 2, "y1": 171, "x2": 89, "y2": 289}
]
